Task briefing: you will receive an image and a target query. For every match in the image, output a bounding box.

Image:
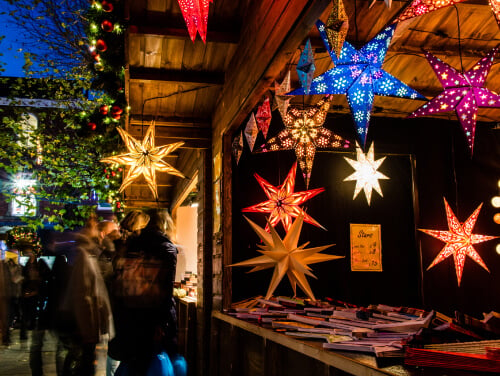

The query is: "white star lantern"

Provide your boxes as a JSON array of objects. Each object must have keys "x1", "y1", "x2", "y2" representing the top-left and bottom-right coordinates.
[{"x1": 343, "y1": 142, "x2": 389, "y2": 205}]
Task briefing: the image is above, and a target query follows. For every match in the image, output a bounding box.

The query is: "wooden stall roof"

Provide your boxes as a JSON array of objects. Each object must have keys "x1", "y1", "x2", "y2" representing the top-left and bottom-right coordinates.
[{"x1": 125, "y1": 0, "x2": 500, "y2": 207}]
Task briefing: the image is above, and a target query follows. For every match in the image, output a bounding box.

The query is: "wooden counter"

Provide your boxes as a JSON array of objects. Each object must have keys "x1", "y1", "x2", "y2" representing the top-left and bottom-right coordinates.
[{"x1": 211, "y1": 312, "x2": 482, "y2": 376}]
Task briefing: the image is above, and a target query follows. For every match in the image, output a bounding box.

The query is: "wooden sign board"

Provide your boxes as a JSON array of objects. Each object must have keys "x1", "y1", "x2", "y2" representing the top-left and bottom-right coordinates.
[{"x1": 350, "y1": 224, "x2": 382, "y2": 272}]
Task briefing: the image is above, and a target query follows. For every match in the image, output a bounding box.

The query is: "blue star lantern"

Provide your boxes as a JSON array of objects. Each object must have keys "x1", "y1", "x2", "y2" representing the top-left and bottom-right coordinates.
[
  {"x1": 296, "y1": 39, "x2": 315, "y2": 95},
  {"x1": 289, "y1": 22, "x2": 426, "y2": 147}
]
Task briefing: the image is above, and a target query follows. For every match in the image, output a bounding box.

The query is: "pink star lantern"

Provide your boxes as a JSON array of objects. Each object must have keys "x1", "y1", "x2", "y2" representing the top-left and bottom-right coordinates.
[
  {"x1": 242, "y1": 162, "x2": 326, "y2": 233},
  {"x1": 256, "y1": 97, "x2": 272, "y2": 139},
  {"x1": 244, "y1": 113, "x2": 259, "y2": 152},
  {"x1": 419, "y1": 198, "x2": 498, "y2": 286},
  {"x1": 408, "y1": 47, "x2": 500, "y2": 153},
  {"x1": 177, "y1": 0, "x2": 213, "y2": 43}
]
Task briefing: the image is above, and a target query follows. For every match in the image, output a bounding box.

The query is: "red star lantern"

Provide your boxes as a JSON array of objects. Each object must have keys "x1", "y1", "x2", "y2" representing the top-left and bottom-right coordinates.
[
  {"x1": 177, "y1": 0, "x2": 213, "y2": 43},
  {"x1": 256, "y1": 97, "x2": 272, "y2": 139},
  {"x1": 419, "y1": 198, "x2": 498, "y2": 286},
  {"x1": 257, "y1": 96, "x2": 350, "y2": 188},
  {"x1": 242, "y1": 162, "x2": 325, "y2": 232}
]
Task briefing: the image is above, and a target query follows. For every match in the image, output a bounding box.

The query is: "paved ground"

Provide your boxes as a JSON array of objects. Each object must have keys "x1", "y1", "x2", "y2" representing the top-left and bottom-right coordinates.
[{"x1": 0, "y1": 330, "x2": 107, "y2": 376}]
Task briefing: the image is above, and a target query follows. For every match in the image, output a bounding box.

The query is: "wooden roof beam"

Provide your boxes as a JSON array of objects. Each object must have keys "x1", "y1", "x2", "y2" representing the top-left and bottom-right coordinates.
[
  {"x1": 128, "y1": 125, "x2": 210, "y2": 149},
  {"x1": 129, "y1": 67, "x2": 224, "y2": 86},
  {"x1": 129, "y1": 114, "x2": 211, "y2": 128},
  {"x1": 129, "y1": 24, "x2": 240, "y2": 44}
]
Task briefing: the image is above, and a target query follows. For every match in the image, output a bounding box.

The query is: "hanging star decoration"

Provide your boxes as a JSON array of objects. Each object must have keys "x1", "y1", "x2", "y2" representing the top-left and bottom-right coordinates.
[
  {"x1": 274, "y1": 71, "x2": 291, "y2": 120},
  {"x1": 297, "y1": 39, "x2": 316, "y2": 95},
  {"x1": 100, "y1": 123, "x2": 185, "y2": 200},
  {"x1": 419, "y1": 198, "x2": 498, "y2": 286},
  {"x1": 177, "y1": 0, "x2": 213, "y2": 43},
  {"x1": 343, "y1": 142, "x2": 389, "y2": 205},
  {"x1": 232, "y1": 130, "x2": 244, "y2": 164},
  {"x1": 244, "y1": 113, "x2": 259, "y2": 152},
  {"x1": 394, "y1": 0, "x2": 500, "y2": 25},
  {"x1": 408, "y1": 47, "x2": 500, "y2": 153},
  {"x1": 289, "y1": 23, "x2": 425, "y2": 147},
  {"x1": 256, "y1": 97, "x2": 272, "y2": 139},
  {"x1": 324, "y1": 0, "x2": 349, "y2": 58},
  {"x1": 230, "y1": 214, "x2": 343, "y2": 301},
  {"x1": 242, "y1": 162, "x2": 326, "y2": 233},
  {"x1": 257, "y1": 96, "x2": 350, "y2": 188}
]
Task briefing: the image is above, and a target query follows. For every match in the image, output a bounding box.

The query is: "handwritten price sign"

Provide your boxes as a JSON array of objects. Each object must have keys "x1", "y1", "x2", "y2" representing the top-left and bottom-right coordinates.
[{"x1": 350, "y1": 224, "x2": 382, "y2": 272}]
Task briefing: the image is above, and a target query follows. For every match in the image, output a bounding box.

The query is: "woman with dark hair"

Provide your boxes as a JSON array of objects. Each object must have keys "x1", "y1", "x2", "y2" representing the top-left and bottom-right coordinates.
[{"x1": 112, "y1": 208, "x2": 178, "y2": 375}]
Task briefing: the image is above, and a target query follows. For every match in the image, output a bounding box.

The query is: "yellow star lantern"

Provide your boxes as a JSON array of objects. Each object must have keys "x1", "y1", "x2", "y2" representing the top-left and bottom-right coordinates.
[
  {"x1": 419, "y1": 198, "x2": 498, "y2": 286},
  {"x1": 101, "y1": 123, "x2": 185, "y2": 200},
  {"x1": 343, "y1": 142, "x2": 389, "y2": 205},
  {"x1": 230, "y1": 214, "x2": 344, "y2": 301}
]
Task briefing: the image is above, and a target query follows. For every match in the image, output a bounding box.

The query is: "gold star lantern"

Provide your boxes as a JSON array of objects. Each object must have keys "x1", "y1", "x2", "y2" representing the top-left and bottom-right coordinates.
[{"x1": 101, "y1": 123, "x2": 185, "y2": 200}]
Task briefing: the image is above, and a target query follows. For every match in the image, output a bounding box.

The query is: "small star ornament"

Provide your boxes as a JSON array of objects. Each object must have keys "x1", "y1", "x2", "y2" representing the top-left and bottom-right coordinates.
[
  {"x1": 409, "y1": 48, "x2": 500, "y2": 153},
  {"x1": 343, "y1": 142, "x2": 389, "y2": 205},
  {"x1": 297, "y1": 39, "x2": 316, "y2": 95},
  {"x1": 101, "y1": 123, "x2": 185, "y2": 200},
  {"x1": 242, "y1": 162, "x2": 326, "y2": 232},
  {"x1": 419, "y1": 198, "x2": 498, "y2": 286},
  {"x1": 230, "y1": 214, "x2": 344, "y2": 301}
]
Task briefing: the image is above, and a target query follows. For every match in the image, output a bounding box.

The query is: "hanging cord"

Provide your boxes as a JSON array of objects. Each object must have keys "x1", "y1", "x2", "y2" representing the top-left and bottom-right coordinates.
[
  {"x1": 354, "y1": 0, "x2": 359, "y2": 44},
  {"x1": 454, "y1": 5, "x2": 465, "y2": 72}
]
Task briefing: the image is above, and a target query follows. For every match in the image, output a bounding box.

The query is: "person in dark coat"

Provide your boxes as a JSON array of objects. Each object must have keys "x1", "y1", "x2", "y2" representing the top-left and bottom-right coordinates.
[{"x1": 113, "y1": 208, "x2": 178, "y2": 376}]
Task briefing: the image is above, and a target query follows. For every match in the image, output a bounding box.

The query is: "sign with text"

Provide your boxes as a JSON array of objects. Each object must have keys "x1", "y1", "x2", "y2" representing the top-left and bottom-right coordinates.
[{"x1": 350, "y1": 224, "x2": 382, "y2": 272}]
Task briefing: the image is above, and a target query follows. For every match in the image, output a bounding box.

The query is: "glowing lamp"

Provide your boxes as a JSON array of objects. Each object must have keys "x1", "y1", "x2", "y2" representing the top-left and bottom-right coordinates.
[
  {"x1": 100, "y1": 123, "x2": 185, "y2": 200},
  {"x1": 242, "y1": 162, "x2": 326, "y2": 232},
  {"x1": 492, "y1": 196, "x2": 500, "y2": 208},
  {"x1": 494, "y1": 213, "x2": 500, "y2": 224},
  {"x1": 419, "y1": 198, "x2": 498, "y2": 286},
  {"x1": 289, "y1": 23, "x2": 425, "y2": 147},
  {"x1": 409, "y1": 48, "x2": 500, "y2": 153},
  {"x1": 177, "y1": 0, "x2": 213, "y2": 43},
  {"x1": 497, "y1": 244, "x2": 500, "y2": 254}
]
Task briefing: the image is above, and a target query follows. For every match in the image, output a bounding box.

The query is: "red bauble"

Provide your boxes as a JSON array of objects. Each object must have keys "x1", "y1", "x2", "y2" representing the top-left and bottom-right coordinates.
[
  {"x1": 106, "y1": 174, "x2": 110, "y2": 179},
  {"x1": 96, "y1": 39, "x2": 107, "y2": 52},
  {"x1": 116, "y1": 202, "x2": 121, "y2": 209},
  {"x1": 91, "y1": 50, "x2": 100, "y2": 61},
  {"x1": 111, "y1": 171, "x2": 116, "y2": 177},
  {"x1": 117, "y1": 167, "x2": 122, "y2": 172},
  {"x1": 100, "y1": 105, "x2": 109, "y2": 115},
  {"x1": 88, "y1": 122, "x2": 97, "y2": 130},
  {"x1": 111, "y1": 105, "x2": 123, "y2": 115},
  {"x1": 104, "y1": 168, "x2": 107, "y2": 173},
  {"x1": 111, "y1": 113, "x2": 121, "y2": 120},
  {"x1": 101, "y1": 20, "x2": 114, "y2": 32},
  {"x1": 101, "y1": 0, "x2": 114, "y2": 12}
]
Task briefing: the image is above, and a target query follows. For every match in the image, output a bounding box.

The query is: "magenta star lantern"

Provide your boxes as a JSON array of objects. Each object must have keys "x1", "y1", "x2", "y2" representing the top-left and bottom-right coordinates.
[{"x1": 408, "y1": 47, "x2": 500, "y2": 153}]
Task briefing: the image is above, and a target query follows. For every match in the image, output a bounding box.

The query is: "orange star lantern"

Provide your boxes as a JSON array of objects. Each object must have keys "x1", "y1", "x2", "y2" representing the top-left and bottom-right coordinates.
[
  {"x1": 242, "y1": 162, "x2": 325, "y2": 232},
  {"x1": 101, "y1": 123, "x2": 185, "y2": 200},
  {"x1": 230, "y1": 214, "x2": 343, "y2": 301},
  {"x1": 419, "y1": 198, "x2": 498, "y2": 286}
]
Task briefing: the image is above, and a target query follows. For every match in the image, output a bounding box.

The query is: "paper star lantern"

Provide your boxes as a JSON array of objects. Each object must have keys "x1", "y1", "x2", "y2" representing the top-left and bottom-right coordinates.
[
  {"x1": 297, "y1": 39, "x2": 316, "y2": 95},
  {"x1": 289, "y1": 24, "x2": 425, "y2": 147},
  {"x1": 274, "y1": 71, "x2": 291, "y2": 119},
  {"x1": 232, "y1": 130, "x2": 244, "y2": 164},
  {"x1": 419, "y1": 198, "x2": 498, "y2": 286},
  {"x1": 101, "y1": 123, "x2": 185, "y2": 200},
  {"x1": 256, "y1": 97, "x2": 272, "y2": 139},
  {"x1": 343, "y1": 142, "x2": 389, "y2": 205},
  {"x1": 324, "y1": 0, "x2": 349, "y2": 58},
  {"x1": 257, "y1": 96, "x2": 351, "y2": 188},
  {"x1": 244, "y1": 113, "x2": 259, "y2": 152},
  {"x1": 242, "y1": 162, "x2": 326, "y2": 232},
  {"x1": 177, "y1": 0, "x2": 213, "y2": 43},
  {"x1": 408, "y1": 48, "x2": 500, "y2": 153},
  {"x1": 230, "y1": 215, "x2": 343, "y2": 301}
]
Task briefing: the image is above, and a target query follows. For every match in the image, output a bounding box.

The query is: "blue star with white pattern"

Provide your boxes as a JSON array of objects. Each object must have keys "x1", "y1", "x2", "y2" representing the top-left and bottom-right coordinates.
[{"x1": 289, "y1": 21, "x2": 425, "y2": 147}]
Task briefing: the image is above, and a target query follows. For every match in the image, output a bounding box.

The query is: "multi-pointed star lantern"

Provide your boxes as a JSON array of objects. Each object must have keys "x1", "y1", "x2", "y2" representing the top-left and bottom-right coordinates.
[
  {"x1": 324, "y1": 0, "x2": 349, "y2": 58},
  {"x1": 101, "y1": 123, "x2": 185, "y2": 200},
  {"x1": 256, "y1": 97, "x2": 272, "y2": 139},
  {"x1": 297, "y1": 39, "x2": 316, "y2": 95},
  {"x1": 394, "y1": 0, "x2": 500, "y2": 26},
  {"x1": 289, "y1": 23, "x2": 425, "y2": 147},
  {"x1": 257, "y1": 96, "x2": 350, "y2": 188},
  {"x1": 242, "y1": 162, "x2": 326, "y2": 233},
  {"x1": 274, "y1": 71, "x2": 291, "y2": 120},
  {"x1": 409, "y1": 48, "x2": 500, "y2": 153},
  {"x1": 343, "y1": 142, "x2": 389, "y2": 205},
  {"x1": 177, "y1": 0, "x2": 213, "y2": 43},
  {"x1": 232, "y1": 130, "x2": 244, "y2": 165},
  {"x1": 230, "y1": 215, "x2": 343, "y2": 301},
  {"x1": 419, "y1": 198, "x2": 498, "y2": 286}
]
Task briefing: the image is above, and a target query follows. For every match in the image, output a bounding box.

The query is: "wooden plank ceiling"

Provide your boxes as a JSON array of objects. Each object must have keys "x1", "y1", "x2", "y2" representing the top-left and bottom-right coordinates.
[{"x1": 124, "y1": 0, "x2": 500, "y2": 206}]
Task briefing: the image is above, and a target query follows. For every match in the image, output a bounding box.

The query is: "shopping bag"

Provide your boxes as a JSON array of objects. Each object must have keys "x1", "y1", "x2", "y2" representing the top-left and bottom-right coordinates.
[{"x1": 147, "y1": 351, "x2": 175, "y2": 376}]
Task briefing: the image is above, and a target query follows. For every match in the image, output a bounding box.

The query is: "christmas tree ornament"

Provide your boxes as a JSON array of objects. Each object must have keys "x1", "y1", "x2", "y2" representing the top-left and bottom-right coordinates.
[
  {"x1": 289, "y1": 24, "x2": 425, "y2": 147},
  {"x1": 256, "y1": 97, "x2": 272, "y2": 139},
  {"x1": 258, "y1": 96, "x2": 350, "y2": 188},
  {"x1": 244, "y1": 113, "x2": 259, "y2": 152},
  {"x1": 409, "y1": 48, "x2": 500, "y2": 153},
  {"x1": 100, "y1": 104, "x2": 109, "y2": 115},
  {"x1": 343, "y1": 142, "x2": 389, "y2": 205},
  {"x1": 296, "y1": 39, "x2": 316, "y2": 95},
  {"x1": 101, "y1": 20, "x2": 114, "y2": 32},
  {"x1": 242, "y1": 162, "x2": 326, "y2": 232},
  {"x1": 101, "y1": 123, "x2": 185, "y2": 200},
  {"x1": 101, "y1": 0, "x2": 114, "y2": 12},
  {"x1": 88, "y1": 122, "x2": 97, "y2": 131},
  {"x1": 230, "y1": 214, "x2": 343, "y2": 301},
  {"x1": 419, "y1": 198, "x2": 498, "y2": 286},
  {"x1": 96, "y1": 39, "x2": 108, "y2": 52}
]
